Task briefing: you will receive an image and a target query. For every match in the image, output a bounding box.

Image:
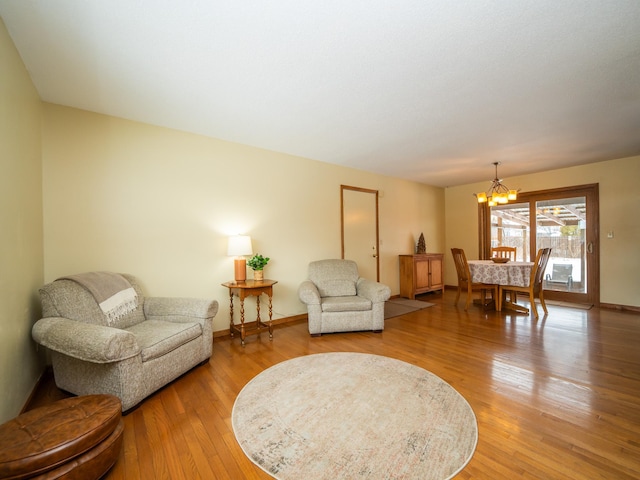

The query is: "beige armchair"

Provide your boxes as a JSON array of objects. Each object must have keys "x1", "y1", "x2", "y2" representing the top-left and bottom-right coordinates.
[
  {"x1": 32, "y1": 273, "x2": 218, "y2": 412},
  {"x1": 298, "y1": 259, "x2": 390, "y2": 336}
]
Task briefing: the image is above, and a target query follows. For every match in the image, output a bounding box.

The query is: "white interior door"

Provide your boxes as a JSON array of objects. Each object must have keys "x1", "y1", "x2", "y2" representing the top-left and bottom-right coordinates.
[{"x1": 341, "y1": 186, "x2": 379, "y2": 281}]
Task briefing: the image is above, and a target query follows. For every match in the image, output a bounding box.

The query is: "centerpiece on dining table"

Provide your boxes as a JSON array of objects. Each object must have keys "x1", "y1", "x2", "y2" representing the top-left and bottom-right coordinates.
[{"x1": 491, "y1": 257, "x2": 510, "y2": 263}]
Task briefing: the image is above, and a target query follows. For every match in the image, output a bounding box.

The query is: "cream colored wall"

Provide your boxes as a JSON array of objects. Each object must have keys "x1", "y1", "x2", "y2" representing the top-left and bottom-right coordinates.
[
  {"x1": 445, "y1": 156, "x2": 640, "y2": 307},
  {"x1": 0, "y1": 19, "x2": 44, "y2": 422},
  {"x1": 42, "y1": 104, "x2": 444, "y2": 333}
]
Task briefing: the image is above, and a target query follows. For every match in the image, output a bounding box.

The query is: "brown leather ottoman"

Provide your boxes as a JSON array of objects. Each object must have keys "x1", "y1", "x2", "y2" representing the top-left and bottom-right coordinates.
[{"x1": 0, "y1": 394, "x2": 123, "y2": 480}]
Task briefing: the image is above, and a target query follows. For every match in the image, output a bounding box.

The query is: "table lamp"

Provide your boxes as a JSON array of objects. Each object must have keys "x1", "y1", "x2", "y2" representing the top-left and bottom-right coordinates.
[{"x1": 227, "y1": 235, "x2": 253, "y2": 282}]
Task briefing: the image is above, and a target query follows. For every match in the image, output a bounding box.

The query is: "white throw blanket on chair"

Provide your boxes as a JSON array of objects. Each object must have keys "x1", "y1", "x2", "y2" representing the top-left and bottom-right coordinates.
[{"x1": 59, "y1": 271, "x2": 138, "y2": 324}]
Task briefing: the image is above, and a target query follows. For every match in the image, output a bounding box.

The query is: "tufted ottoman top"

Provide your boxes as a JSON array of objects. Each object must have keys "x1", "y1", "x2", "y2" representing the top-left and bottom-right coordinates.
[{"x1": 0, "y1": 394, "x2": 122, "y2": 480}]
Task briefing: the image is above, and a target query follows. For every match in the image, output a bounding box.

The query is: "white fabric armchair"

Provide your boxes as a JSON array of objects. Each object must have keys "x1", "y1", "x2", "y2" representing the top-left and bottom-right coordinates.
[
  {"x1": 32, "y1": 273, "x2": 218, "y2": 412},
  {"x1": 298, "y1": 259, "x2": 391, "y2": 336}
]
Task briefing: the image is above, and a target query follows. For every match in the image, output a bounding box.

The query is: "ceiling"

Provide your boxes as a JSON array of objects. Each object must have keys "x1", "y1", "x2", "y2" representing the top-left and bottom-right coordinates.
[{"x1": 1, "y1": 1, "x2": 639, "y2": 187}]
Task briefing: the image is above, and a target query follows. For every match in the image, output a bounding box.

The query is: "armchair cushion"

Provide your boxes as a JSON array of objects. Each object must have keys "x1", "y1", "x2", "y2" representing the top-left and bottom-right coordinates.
[
  {"x1": 321, "y1": 296, "x2": 372, "y2": 312},
  {"x1": 315, "y1": 279, "x2": 357, "y2": 297},
  {"x1": 39, "y1": 275, "x2": 146, "y2": 329},
  {"x1": 125, "y1": 320, "x2": 202, "y2": 362},
  {"x1": 308, "y1": 259, "x2": 359, "y2": 297},
  {"x1": 143, "y1": 297, "x2": 219, "y2": 320}
]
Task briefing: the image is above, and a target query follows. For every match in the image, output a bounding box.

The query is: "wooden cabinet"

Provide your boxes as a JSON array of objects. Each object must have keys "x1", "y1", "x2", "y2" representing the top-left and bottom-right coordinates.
[{"x1": 399, "y1": 254, "x2": 444, "y2": 299}]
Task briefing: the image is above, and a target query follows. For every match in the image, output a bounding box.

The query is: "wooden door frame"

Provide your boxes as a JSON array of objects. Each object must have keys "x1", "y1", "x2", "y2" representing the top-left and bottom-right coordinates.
[{"x1": 340, "y1": 185, "x2": 380, "y2": 281}]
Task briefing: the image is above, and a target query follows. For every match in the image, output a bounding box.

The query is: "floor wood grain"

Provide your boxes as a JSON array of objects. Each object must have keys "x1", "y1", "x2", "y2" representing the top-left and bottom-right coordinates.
[{"x1": 28, "y1": 290, "x2": 640, "y2": 479}]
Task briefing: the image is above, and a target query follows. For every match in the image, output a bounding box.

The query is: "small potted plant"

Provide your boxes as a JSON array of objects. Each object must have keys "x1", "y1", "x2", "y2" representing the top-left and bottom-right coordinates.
[{"x1": 247, "y1": 254, "x2": 270, "y2": 281}]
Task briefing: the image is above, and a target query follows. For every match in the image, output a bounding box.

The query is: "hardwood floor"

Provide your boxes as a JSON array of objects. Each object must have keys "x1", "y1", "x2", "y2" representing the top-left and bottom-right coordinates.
[{"x1": 28, "y1": 290, "x2": 640, "y2": 479}]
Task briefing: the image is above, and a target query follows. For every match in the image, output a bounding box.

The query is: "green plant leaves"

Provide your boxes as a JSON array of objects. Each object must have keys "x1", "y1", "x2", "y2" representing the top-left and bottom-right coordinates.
[{"x1": 247, "y1": 254, "x2": 270, "y2": 270}]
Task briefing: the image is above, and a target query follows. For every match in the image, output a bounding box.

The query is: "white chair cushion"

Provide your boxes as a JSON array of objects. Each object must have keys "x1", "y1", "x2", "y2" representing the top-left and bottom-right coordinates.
[
  {"x1": 321, "y1": 296, "x2": 372, "y2": 312},
  {"x1": 315, "y1": 279, "x2": 357, "y2": 297},
  {"x1": 126, "y1": 320, "x2": 202, "y2": 362}
]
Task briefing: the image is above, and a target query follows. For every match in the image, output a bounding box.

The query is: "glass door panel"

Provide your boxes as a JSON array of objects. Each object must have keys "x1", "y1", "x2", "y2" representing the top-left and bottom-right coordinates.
[
  {"x1": 491, "y1": 202, "x2": 530, "y2": 261},
  {"x1": 535, "y1": 197, "x2": 587, "y2": 294}
]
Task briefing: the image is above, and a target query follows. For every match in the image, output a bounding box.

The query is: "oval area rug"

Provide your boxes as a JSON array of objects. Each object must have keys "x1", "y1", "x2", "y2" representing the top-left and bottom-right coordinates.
[{"x1": 232, "y1": 352, "x2": 478, "y2": 479}]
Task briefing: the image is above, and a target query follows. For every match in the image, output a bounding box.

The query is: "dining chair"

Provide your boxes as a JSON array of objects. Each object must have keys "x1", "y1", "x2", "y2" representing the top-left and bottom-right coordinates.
[
  {"x1": 491, "y1": 246, "x2": 517, "y2": 261},
  {"x1": 498, "y1": 248, "x2": 552, "y2": 319},
  {"x1": 451, "y1": 248, "x2": 498, "y2": 311}
]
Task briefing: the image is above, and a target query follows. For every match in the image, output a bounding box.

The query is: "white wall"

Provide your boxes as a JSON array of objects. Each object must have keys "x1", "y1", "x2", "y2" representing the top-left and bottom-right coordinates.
[
  {"x1": 445, "y1": 156, "x2": 640, "y2": 307},
  {"x1": 42, "y1": 104, "x2": 445, "y2": 333},
  {"x1": 0, "y1": 18, "x2": 44, "y2": 422}
]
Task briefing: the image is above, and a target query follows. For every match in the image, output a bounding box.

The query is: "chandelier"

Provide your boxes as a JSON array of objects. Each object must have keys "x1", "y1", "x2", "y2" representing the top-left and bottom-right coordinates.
[{"x1": 475, "y1": 162, "x2": 519, "y2": 207}]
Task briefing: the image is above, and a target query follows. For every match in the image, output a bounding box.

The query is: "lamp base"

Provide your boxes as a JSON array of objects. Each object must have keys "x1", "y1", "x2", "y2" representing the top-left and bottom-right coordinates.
[{"x1": 234, "y1": 258, "x2": 247, "y2": 282}]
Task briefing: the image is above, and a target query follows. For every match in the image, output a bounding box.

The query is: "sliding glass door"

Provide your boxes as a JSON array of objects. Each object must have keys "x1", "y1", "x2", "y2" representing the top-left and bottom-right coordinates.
[
  {"x1": 488, "y1": 184, "x2": 599, "y2": 306},
  {"x1": 535, "y1": 197, "x2": 587, "y2": 295}
]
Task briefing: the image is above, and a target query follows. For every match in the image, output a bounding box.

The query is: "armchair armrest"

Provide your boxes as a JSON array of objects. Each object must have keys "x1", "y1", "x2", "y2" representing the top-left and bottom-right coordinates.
[
  {"x1": 144, "y1": 297, "x2": 219, "y2": 320},
  {"x1": 32, "y1": 317, "x2": 140, "y2": 363},
  {"x1": 356, "y1": 278, "x2": 391, "y2": 303},
  {"x1": 298, "y1": 281, "x2": 321, "y2": 305}
]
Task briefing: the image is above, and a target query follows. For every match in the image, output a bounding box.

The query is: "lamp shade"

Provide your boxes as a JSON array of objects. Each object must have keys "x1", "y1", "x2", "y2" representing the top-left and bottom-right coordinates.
[{"x1": 227, "y1": 235, "x2": 253, "y2": 257}]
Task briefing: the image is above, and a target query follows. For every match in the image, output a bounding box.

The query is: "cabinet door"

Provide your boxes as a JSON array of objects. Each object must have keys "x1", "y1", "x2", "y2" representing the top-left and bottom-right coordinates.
[
  {"x1": 415, "y1": 259, "x2": 430, "y2": 289},
  {"x1": 429, "y1": 256, "x2": 443, "y2": 289}
]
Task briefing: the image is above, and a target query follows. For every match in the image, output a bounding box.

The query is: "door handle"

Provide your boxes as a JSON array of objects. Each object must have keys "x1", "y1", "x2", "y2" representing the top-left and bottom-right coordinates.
[{"x1": 587, "y1": 242, "x2": 593, "y2": 254}]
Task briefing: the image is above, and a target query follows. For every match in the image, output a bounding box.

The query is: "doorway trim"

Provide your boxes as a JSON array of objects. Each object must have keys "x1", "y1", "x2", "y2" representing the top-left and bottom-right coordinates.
[{"x1": 340, "y1": 185, "x2": 380, "y2": 281}]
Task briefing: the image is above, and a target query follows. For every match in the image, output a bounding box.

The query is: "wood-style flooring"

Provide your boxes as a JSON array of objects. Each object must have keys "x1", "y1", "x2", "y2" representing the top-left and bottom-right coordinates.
[{"x1": 28, "y1": 290, "x2": 640, "y2": 479}]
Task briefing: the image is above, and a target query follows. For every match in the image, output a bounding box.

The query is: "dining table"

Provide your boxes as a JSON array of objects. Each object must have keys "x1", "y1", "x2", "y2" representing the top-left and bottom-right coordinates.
[{"x1": 467, "y1": 260, "x2": 534, "y2": 313}]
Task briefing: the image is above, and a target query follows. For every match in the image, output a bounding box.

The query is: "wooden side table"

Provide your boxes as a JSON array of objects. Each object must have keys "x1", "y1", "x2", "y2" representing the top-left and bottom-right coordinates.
[{"x1": 221, "y1": 279, "x2": 278, "y2": 346}]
